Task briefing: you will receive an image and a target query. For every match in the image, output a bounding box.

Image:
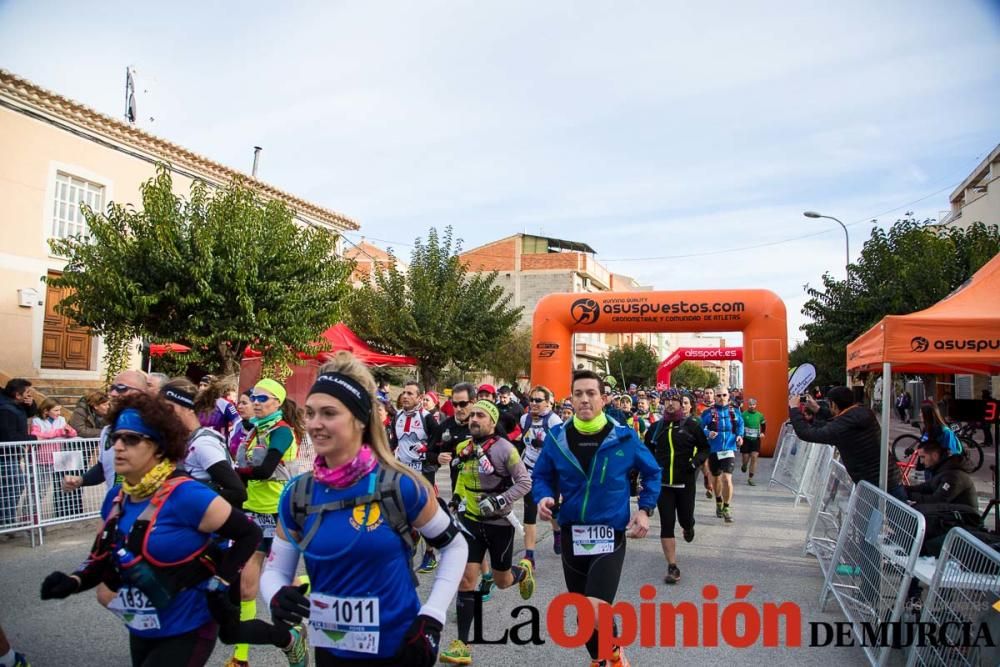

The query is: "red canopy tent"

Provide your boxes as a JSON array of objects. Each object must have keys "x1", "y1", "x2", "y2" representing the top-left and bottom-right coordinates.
[
  {"x1": 149, "y1": 343, "x2": 192, "y2": 356},
  {"x1": 239, "y1": 324, "x2": 416, "y2": 404}
]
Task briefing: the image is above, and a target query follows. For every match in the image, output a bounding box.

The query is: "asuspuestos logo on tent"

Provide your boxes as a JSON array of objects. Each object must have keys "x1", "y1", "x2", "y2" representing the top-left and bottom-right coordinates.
[{"x1": 912, "y1": 337, "x2": 1000, "y2": 353}]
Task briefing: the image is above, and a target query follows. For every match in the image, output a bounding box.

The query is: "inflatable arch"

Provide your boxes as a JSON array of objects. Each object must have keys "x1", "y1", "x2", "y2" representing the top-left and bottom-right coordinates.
[
  {"x1": 656, "y1": 347, "x2": 744, "y2": 388},
  {"x1": 530, "y1": 290, "x2": 787, "y2": 456}
]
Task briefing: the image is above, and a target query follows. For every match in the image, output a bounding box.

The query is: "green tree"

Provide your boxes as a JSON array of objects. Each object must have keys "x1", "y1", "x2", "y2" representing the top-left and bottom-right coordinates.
[
  {"x1": 344, "y1": 227, "x2": 522, "y2": 390},
  {"x1": 606, "y1": 341, "x2": 659, "y2": 388},
  {"x1": 671, "y1": 361, "x2": 719, "y2": 390},
  {"x1": 481, "y1": 326, "x2": 532, "y2": 386},
  {"x1": 800, "y1": 216, "x2": 1000, "y2": 382},
  {"x1": 49, "y1": 166, "x2": 352, "y2": 378}
]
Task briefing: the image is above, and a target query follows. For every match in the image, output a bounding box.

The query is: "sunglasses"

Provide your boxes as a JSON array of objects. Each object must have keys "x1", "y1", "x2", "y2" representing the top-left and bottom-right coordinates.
[
  {"x1": 109, "y1": 383, "x2": 139, "y2": 394},
  {"x1": 453, "y1": 400, "x2": 472, "y2": 408},
  {"x1": 111, "y1": 432, "x2": 146, "y2": 447},
  {"x1": 250, "y1": 394, "x2": 274, "y2": 403},
  {"x1": 530, "y1": 397, "x2": 548, "y2": 403}
]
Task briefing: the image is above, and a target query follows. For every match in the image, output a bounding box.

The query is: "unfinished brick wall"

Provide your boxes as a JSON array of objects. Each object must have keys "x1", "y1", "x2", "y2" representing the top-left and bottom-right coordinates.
[{"x1": 459, "y1": 237, "x2": 517, "y2": 271}]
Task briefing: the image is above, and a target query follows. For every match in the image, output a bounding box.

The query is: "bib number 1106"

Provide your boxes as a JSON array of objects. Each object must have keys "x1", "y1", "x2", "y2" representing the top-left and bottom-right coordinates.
[{"x1": 572, "y1": 524, "x2": 615, "y2": 555}]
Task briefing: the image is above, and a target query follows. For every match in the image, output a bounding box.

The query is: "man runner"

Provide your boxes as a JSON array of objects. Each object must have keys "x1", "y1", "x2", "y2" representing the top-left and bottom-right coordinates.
[
  {"x1": 701, "y1": 387, "x2": 744, "y2": 523},
  {"x1": 532, "y1": 370, "x2": 662, "y2": 667},
  {"x1": 440, "y1": 400, "x2": 534, "y2": 665},
  {"x1": 518, "y1": 385, "x2": 563, "y2": 565},
  {"x1": 740, "y1": 397, "x2": 766, "y2": 485}
]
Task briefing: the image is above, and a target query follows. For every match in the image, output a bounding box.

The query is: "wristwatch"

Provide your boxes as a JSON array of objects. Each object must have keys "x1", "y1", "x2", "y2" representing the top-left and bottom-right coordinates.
[{"x1": 639, "y1": 506, "x2": 654, "y2": 518}]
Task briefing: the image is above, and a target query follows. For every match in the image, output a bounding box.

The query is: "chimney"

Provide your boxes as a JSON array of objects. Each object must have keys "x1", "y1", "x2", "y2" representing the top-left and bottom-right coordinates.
[{"x1": 252, "y1": 146, "x2": 262, "y2": 178}]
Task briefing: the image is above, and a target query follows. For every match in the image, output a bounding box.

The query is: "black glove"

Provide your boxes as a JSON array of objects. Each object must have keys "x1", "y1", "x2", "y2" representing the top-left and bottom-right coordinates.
[
  {"x1": 270, "y1": 583, "x2": 310, "y2": 626},
  {"x1": 207, "y1": 589, "x2": 240, "y2": 627},
  {"x1": 395, "y1": 613, "x2": 443, "y2": 666},
  {"x1": 41, "y1": 571, "x2": 79, "y2": 599}
]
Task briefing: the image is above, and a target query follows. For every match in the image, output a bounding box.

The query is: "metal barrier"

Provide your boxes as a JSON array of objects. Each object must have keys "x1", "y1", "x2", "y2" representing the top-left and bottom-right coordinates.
[
  {"x1": 907, "y1": 528, "x2": 1000, "y2": 667},
  {"x1": 768, "y1": 422, "x2": 830, "y2": 507},
  {"x1": 803, "y1": 459, "x2": 855, "y2": 575},
  {"x1": 1, "y1": 435, "x2": 316, "y2": 546},
  {"x1": 820, "y1": 481, "x2": 926, "y2": 667}
]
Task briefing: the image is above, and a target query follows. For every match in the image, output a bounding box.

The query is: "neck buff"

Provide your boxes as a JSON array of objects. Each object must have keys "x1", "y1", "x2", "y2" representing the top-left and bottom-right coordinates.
[
  {"x1": 314, "y1": 445, "x2": 377, "y2": 488},
  {"x1": 251, "y1": 409, "x2": 283, "y2": 430},
  {"x1": 573, "y1": 411, "x2": 609, "y2": 434},
  {"x1": 123, "y1": 459, "x2": 176, "y2": 499}
]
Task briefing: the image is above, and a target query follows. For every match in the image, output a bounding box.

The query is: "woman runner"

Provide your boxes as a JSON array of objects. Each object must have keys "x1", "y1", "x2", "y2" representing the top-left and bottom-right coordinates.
[
  {"x1": 40, "y1": 392, "x2": 261, "y2": 666},
  {"x1": 261, "y1": 352, "x2": 468, "y2": 666}
]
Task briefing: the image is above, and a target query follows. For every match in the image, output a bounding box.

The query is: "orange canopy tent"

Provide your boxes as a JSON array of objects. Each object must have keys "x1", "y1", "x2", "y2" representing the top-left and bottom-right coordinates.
[
  {"x1": 846, "y1": 251, "x2": 1000, "y2": 375},
  {"x1": 845, "y1": 251, "x2": 1000, "y2": 491}
]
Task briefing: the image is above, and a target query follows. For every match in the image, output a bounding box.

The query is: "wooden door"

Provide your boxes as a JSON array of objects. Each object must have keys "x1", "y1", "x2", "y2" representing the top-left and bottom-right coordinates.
[{"x1": 41, "y1": 272, "x2": 92, "y2": 370}]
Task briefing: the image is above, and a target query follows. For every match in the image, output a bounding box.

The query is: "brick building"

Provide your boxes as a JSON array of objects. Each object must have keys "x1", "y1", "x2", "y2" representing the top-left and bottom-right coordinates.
[{"x1": 343, "y1": 239, "x2": 404, "y2": 287}]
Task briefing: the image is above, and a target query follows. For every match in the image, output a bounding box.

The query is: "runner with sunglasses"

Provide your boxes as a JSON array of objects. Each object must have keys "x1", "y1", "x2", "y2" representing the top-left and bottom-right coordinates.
[
  {"x1": 701, "y1": 386, "x2": 743, "y2": 523},
  {"x1": 41, "y1": 392, "x2": 262, "y2": 666},
  {"x1": 518, "y1": 385, "x2": 563, "y2": 567},
  {"x1": 229, "y1": 379, "x2": 302, "y2": 667}
]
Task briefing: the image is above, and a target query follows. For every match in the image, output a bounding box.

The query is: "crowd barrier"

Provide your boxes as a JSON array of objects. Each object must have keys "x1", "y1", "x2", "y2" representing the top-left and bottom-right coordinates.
[
  {"x1": 767, "y1": 421, "x2": 831, "y2": 507},
  {"x1": 907, "y1": 528, "x2": 1000, "y2": 667},
  {"x1": 803, "y1": 458, "x2": 855, "y2": 576},
  {"x1": 820, "y1": 481, "x2": 926, "y2": 667},
  {"x1": 1, "y1": 435, "x2": 315, "y2": 547}
]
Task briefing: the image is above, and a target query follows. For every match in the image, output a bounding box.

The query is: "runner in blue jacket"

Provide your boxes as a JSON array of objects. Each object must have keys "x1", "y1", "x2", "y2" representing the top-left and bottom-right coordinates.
[
  {"x1": 700, "y1": 388, "x2": 744, "y2": 523},
  {"x1": 532, "y1": 370, "x2": 661, "y2": 667}
]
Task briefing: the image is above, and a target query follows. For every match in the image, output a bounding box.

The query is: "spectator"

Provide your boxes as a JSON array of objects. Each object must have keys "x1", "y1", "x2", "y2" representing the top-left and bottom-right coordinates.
[
  {"x1": 69, "y1": 390, "x2": 109, "y2": 439},
  {"x1": 896, "y1": 390, "x2": 912, "y2": 422},
  {"x1": 0, "y1": 379, "x2": 36, "y2": 532},
  {"x1": 422, "y1": 390, "x2": 443, "y2": 424},
  {"x1": 905, "y1": 437, "x2": 977, "y2": 506},
  {"x1": 29, "y1": 398, "x2": 79, "y2": 518}
]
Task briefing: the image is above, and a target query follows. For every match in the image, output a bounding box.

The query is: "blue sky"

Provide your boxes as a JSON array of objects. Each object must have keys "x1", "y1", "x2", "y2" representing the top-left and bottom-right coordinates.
[{"x1": 2, "y1": 1, "x2": 998, "y2": 346}]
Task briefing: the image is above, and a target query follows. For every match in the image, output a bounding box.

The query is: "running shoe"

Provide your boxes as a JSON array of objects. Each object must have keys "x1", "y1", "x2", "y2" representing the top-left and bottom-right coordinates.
[
  {"x1": 13, "y1": 653, "x2": 30, "y2": 667},
  {"x1": 609, "y1": 646, "x2": 631, "y2": 666},
  {"x1": 682, "y1": 526, "x2": 695, "y2": 543},
  {"x1": 705, "y1": 489, "x2": 713, "y2": 498},
  {"x1": 664, "y1": 564, "x2": 681, "y2": 584},
  {"x1": 722, "y1": 507, "x2": 734, "y2": 523},
  {"x1": 283, "y1": 625, "x2": 308, "y2": 667},
  {"x1": 223, "y1": 659, "x2": 249, "y2": 667},
  {"x1": 715, "y1": 504, "x2": 723, "y2": 518},
  {"x1": 478, "y1": 574, "x2": 496, "y2": 601},
  {"x1": 748, "y1": 477, "x2": 756, "y2": 486},
  {"x1": 440, "y1": 638, "x2": 472, "y2": 664},
  {"x1": 518, "y1": 558, "x2": 535, "y2": 600},
  {"x1": 553, "y1": 529, "x2": 562, "y2": 555},
  {"x1": 741, "y1": 463, "x2": 747, "y2": 473},
  {"x1": 417, "y1": 551, "x2": 438, "y2": 573}
]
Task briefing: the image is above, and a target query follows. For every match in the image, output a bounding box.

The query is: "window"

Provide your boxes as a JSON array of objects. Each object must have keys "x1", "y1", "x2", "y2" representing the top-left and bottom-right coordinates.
[{"x1": 51, "y1": 172, "x2": 104, "y2": 240}]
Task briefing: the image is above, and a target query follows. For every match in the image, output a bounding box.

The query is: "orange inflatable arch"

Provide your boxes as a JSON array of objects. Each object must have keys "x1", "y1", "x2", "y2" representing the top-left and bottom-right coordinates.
[{"x1": 530, "y1": 290, "x2": 787, "y2": 456}]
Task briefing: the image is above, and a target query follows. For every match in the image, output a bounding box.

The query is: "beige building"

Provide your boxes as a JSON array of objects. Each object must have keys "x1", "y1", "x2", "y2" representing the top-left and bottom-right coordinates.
[
  {"x1": 0, "y1": 69, "x2": 357, "y2": 396},
  {"x1": 938, "y1": 142, "x2": 1000, "y2": 230}
]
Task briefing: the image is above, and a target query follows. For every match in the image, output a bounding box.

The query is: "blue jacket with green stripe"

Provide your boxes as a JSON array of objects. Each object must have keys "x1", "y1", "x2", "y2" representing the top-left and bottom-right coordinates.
[{"x1": 531, "y1": 422, "x2": 662, "y2": 531}]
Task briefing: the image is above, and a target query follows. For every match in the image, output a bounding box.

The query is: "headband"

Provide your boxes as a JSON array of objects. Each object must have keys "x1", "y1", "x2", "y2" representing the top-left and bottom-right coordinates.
[
  {"x1": 310, "y1": 373, "x2": 372, "y2": 424},
  {"x1": 112, "y1": 408, "x2": 163, "y2": 443},
  {"x1": 162, "y1": 387, "x2": 195, "y2": 410},
  {"x1": 472, "y1": 399, "x2": 499, "y2": 424},
  {"x1": 254, "y1": 378, "x2": 287, "y2": 404}
]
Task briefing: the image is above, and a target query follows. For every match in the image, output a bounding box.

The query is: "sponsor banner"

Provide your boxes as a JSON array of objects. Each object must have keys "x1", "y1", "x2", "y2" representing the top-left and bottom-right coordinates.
[
  {"x1": 788, "y1": 363, "x2": 816, "y2": 396},
  {"x1": 570, "y1": 296, "x2": 747, "y2": 326}
]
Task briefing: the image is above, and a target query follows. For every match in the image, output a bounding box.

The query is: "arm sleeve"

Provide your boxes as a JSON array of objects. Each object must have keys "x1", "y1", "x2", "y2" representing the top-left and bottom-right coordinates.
[
  {"x1": 207, "y1": 460, "x2": 247, "y2": 507},
  {"x1": 634, "y1": 433, "x2": 663, "y2": 511},
  {"x1": 213, "y1": 507, "x2": 263, "y2": 582},
  {"x1": 260, "y1": 536, "x2": 299, "y2": 605},
  {"x1": 498, "y1": 445, "x2": 532, "y2": 506},
  {"x1": 416, "y1": 505, "x2": 468, "y2": 624}
]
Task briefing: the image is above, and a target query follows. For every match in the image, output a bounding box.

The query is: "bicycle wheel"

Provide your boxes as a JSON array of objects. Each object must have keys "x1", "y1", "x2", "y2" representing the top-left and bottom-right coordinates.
[
  {"x1": 892, "y1": 433, "x2": 920, "y2": 461},
  {"x1": 961, "y1": 437, "x2": 984, "y2": 473}
]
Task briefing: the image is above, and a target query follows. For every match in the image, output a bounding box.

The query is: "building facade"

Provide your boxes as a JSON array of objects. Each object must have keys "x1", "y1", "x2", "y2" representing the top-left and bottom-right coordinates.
[
  {"x1": 0, "y1": 69, "x2": 357, "y2": 391},
  {"x1": 938, "y1": 142, "x2": 1000, "y2": 230}
]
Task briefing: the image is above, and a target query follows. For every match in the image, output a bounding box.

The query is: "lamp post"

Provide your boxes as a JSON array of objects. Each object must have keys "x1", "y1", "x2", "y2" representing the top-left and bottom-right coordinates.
[{"x1": 803, "y1": 211, "x2": 850, "y2": 277}]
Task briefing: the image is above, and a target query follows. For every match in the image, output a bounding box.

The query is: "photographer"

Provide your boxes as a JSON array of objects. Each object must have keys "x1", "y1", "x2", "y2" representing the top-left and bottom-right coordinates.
[{"x1": 788, "y1": 386, "x2": 905, "y2": 501}]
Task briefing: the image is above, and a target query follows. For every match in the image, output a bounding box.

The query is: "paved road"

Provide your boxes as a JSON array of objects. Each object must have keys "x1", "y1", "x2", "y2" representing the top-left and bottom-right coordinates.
[{"x1": 2, "y1": 450, "x2": 881, "y2": 666}]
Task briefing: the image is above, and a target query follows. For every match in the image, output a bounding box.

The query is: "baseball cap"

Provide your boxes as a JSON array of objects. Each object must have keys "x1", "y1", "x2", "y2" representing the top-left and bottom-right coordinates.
[{"x1": 478, "y1": 383, "x2": 496, "y2": 396}]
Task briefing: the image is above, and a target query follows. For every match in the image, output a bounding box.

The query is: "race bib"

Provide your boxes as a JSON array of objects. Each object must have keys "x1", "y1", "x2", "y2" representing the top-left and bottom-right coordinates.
[
  {"x1": 107, "y1": 586, "x2": 161, "y2": 631},
  {"x1": 744, "y1": 428, "x2": 760, "y2": 438},
  {"x1": 405, "y1": 459, "x2": 423, "y2": 472},
  {"x1": 572, "y1": 524, "x2": 615, "y2": 556},
  {"x1": 716, "y1": 450, "x2": 736, "y2": 460},
  {"x1": 250, "y1": 512, "x2": 277, "y2": 538},
  {"x1": 308, "y1": 593, "x2": 380, "y2": 654}
]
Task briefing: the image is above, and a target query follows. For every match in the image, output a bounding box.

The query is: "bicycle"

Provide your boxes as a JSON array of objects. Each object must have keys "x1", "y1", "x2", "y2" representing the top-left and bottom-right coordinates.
[{"x1": 892, "y1": 432, "x2": 983, "y2": 486}]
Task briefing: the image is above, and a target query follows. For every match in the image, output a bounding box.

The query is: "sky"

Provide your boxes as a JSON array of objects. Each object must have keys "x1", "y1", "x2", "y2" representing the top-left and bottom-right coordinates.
[{"x1": 2, "y1": 1, "x2": 998, "y2": 348}]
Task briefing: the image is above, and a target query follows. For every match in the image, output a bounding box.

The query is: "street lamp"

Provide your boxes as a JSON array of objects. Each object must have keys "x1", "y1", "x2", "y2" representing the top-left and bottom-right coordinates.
[{"x1": 804, "y1": 211, "x2": 850, "y2": 277}]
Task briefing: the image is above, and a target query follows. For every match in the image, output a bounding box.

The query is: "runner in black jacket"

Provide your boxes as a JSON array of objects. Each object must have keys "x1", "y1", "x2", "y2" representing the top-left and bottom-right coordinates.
[{"x1": 643, "y1": 389, "x2": 709, "y2": 584}]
